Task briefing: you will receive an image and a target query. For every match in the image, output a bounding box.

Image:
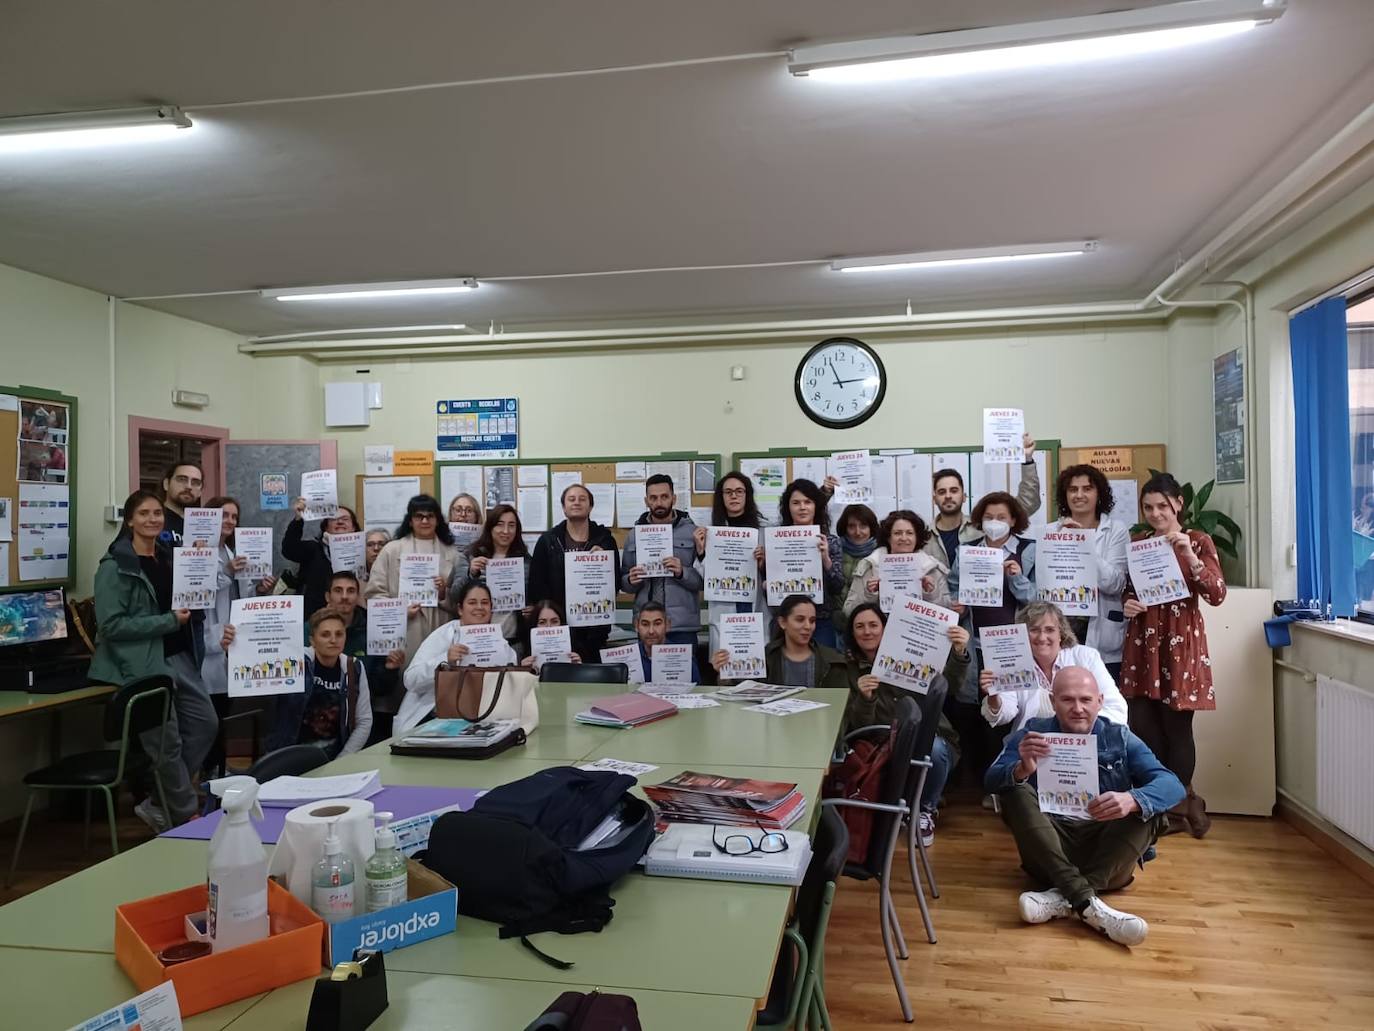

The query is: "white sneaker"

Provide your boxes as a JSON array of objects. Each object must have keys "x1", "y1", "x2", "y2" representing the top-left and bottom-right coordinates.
[
  {"x1": 1018, "y1": 888, "x2": 1073, "y2": 924},
  {"x1": 134, "y1": 797, "x2": 171, "y2": 834},
  {"x1": 1080, "y1": 896, "x2": 1149, "y2": 946},
  {"x1": 918, "y1": 811, "x2": 936, "y2": 848},
  {"x1": 981, "y1": 793, "x2": 999, "y2": 812}
]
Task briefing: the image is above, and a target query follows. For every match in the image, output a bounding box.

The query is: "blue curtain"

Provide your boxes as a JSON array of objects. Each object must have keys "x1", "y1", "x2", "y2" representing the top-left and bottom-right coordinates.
[{"x1": 1290, "y1": 296, "x2": 1355, "y2": 616}]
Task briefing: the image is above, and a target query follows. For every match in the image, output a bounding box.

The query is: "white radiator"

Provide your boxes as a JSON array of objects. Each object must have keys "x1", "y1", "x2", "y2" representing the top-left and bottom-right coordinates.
[{"x1": 1316, "y1": 676, "x2": 1374, "y2": 850}]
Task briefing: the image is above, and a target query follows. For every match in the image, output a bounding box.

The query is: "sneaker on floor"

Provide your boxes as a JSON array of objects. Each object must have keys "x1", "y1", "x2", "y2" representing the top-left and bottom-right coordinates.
[
  {"x1": 981, "y1": 793, "x2": 1000, "y2": 812},
  {"x1": 1018, "y1": 888, "x2": 1073, "y2": 924},
  {"x1": 918, "y1": 811, "x2": 936, "y2": 848},
  {"x1": 134, "y1": 797, "x2": 170, "y2": 834},
  {"x1": 1080, "y1": 896, "x2": 1149, "y2": 946}
]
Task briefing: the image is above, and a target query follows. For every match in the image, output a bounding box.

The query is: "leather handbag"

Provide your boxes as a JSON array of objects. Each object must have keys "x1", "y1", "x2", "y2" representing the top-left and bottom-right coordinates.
[{"x1": 434, "y1": 664, "x2": 540, "y2": 733}]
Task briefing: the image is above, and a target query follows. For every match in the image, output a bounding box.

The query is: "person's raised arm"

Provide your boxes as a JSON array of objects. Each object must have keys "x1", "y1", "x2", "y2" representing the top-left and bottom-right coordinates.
[{"x1": 1014, "y1": 435, "x2": 1041, "y2": 517}]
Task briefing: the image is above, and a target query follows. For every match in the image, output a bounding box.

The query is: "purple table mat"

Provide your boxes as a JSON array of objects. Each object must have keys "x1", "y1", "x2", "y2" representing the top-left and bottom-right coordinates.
[{"x1": 160, "y1": 785, "x2": 482, "y2": 843}]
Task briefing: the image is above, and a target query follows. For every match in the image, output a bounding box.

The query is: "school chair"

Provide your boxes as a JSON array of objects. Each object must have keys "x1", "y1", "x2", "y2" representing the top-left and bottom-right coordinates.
[
  {"x1": 902, "y1": 678, "x2": 950, "y2": 946},
  {"x1": 757, "y1": 806, "x2": 849, "y2": 1030},
  {"x1": 538, "y1": 662, "x2": 629, "y2": 685},
  {"x1": 245, "y1": 743, "x2": 330, "y2": 782},
  {"x1": 822, "y1": 696, "x2": 924, "y2": 1023},
  {"x1": 6, "y1": 677, "x2": 172, "y2": 885}
]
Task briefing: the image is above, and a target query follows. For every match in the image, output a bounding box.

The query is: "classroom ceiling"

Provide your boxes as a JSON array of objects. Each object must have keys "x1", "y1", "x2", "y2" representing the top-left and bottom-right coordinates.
[{"x1": 2, "y1": 0, "x2": 1374, "y2": 339}]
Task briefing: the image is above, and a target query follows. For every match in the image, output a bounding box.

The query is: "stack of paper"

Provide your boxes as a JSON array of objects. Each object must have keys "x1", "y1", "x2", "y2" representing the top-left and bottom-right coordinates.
[
  {"x1": 644, "y1": 771, "x2": 807, "y2": 831},
  {"x1": 575, "y1": 693, "x2": 679, "y2": 728},
  {"x1": 710, "y1": 681, "x2": 804, "y2": 704},
  {"x1": 644, "y1": 823, "x2": 813, "y2": 886},
  {"x1": 396, "y1": 718, "x2": 521, "y2": 750},
  {"x1": 257, "y1": 769, "x2": 384, "y2": 807}
]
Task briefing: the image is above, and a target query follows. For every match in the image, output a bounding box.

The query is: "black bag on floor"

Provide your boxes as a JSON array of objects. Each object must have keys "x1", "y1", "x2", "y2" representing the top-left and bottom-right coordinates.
[
  {"x1": 418, "y1": 766, "x2": 655, "y2": 967},
  {"x1": 523, "y1": 990, "x2": 642, "y2": 1031}
]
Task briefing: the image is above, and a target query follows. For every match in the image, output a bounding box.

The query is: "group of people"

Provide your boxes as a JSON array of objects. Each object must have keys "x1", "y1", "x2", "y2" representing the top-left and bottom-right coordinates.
[{"x1": 90, "y1": 445, "x2": 1227, "y2": 947}]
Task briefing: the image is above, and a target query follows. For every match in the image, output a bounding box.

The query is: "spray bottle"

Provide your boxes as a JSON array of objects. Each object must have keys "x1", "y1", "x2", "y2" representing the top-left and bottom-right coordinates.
[
  {"x1": 311, "y1": 818, "x2": 357, "y2": 924},
  {"x1": 365, "y1": 811, "x2": 408, "y2": 913},
  {"x1": 207, "y1": 780, "x2": 270, "y2": 953}
]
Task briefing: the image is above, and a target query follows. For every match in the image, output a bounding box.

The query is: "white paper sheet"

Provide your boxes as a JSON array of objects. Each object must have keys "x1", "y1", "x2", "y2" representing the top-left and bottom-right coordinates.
[
  {"x1": 460, "y1": 623, "x2": 506, "y2": 665},
  {"x1": 17, "y1": 482, "x2": 69, "y2": 581},
  {"x1": 485, "y1": 556, "x2": 526, "y2": 612},
  {"x1": 363, "y1": 476, "x2": 421, "y2": 534},
  {"x1": 979, "y1": 623, "x2": 1038, "y2": 694},
  {"x1": 651, "y1": 644, "x2": 695, "y2": 685},
  {"x1": 518, "y1": 464, "x2": 549, "y2": 487},
  {"x1": 645, "y1": 461, "x2": 691, "y2": 495},
  {"x1": 518, "y1": 485, "x2": 549, "y2": 532},
  {"x1": 828, "y1": 450, "x2": 873, "y2": 504},
  {"x1": 182, "y1": 507, "x2": 222, "y2": 548},
  {"x1": 580, "y1": 757, "x2": 659, "y2": 776},
  {"x1": 1036, "y1": 528, "x2": 1099, "y2": 615},
  {"x1": 957, "y1": 545, "x2": 1005, "y2": 607},
  {"x1": 364, "y1": 444, "x2": 395, "y2": 476},
  {"x1": 530, "y1": 625, "x2": 573, "y2": 667},
  {"x1": 235, "y1": 527, "x2": 273, "y2": 578},
  {"x1": 439, "y1": 466, "x2": 484, "y2": 515},
  {"x1": 792, "y1": 457, "x2": 827, "y2": 486},
  {"x1": 704, "y1": 526, "x2": 759, "y2": 602},
  {"x1": 227, "y1": 596, "x2": 306, "y2": 697},
  {"x1": 873, "y1": 597, "x2": 957, "y2": 694},
  {"x1": 716, "y1": 611, "x2": 766, "y2": 680},
  {"x1": 300, "y1": 469, "x2": 340, "y2": 521},
  {"x1": 983, "y1": 407, "x2": 1025, "y2": 464},
  {"x1": 739, "y1": 458, "x2": 786, "y2": 491},
  {"x1": 484, "y1": 465, "x2": 517, "y2": 509},
  {"x1": 65, "y1": 980, "x2": 183, "y2": 1031},
  {"x1": 551, "y1": 470, "x2": 584, "y2": 507},
  {"x1": 764, "y1": 525, "x2": 823, "y2": 605},
  {"x1": 896, "y1": 452, "x2": 935, "y2": 524},
  {"x1": 745, "y1": 698, "x2": 831, "y2": 716},
  {"x1": 1127, "y1": 536, "x2": 1190, "y2": 605},
  {"x1": 1037, "y1": 734, "x2": 1100, "y2": 818},
  {"x1": 566, "y1": 550, "x2": 615, "y2": 626},
  {"x1": 399, "y1": 552, "x2": 440, "y2": 606},
  {"x1": 616, "y1": 481, "x2": 646, "y2": 528},
  {"x1": 600, "y1": 642, "x2": 645, "y2": 683},
  {"x1": 634, "y1": 523, "x2": 672, "y2": 577},
  {"x1": 870, "y1": 455, "x2": 897, "y2": 500},
  {"x1": 586, "y1": 482, "x2": 616, "y2": 525},
  {"x1": 616, "y1": 461, "x2": 648, "y2": 480},
  {"x1": 366, "y1": 597, "x2": 407, "y2": 655},
  {"x1": 326, "y1": 531, "x2": 366, "y2": 576},
  {"x1": 1109, "y1": 478, "x2": 1140, "y2": 525},
  {"x1": 172, "y1": 547, "x2": 218, "y2": 610}
]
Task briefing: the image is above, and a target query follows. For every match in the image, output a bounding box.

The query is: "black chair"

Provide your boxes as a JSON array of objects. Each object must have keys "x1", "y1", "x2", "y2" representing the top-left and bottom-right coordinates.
[
  {"x1": 244, "y1": 743, "x2": 330, "y2": 782},
  {"x1": 902, "y1": 677, "x2": 949, "y2": 946},
  {"x1": 6, "y1": 677, "x2": 172, "y2": 885},
  {"x1": 757, "y1": 806, "x2": 850, "y2": 1029},
  {"x1": 823, "y1": 695, "x2": 923, "y2": 1023},
  {"x1": 208, "y1": 706, "x2": 265, "y2": 778},
  {"x1": 538, "y1": 661, "x2": 629, "y2": 685}
]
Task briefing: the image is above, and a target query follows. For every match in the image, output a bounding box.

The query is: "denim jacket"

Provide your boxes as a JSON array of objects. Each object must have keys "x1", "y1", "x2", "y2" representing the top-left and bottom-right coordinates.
[{"x1": 984, "y1": 715, "x2": 1185, "y2": 820}]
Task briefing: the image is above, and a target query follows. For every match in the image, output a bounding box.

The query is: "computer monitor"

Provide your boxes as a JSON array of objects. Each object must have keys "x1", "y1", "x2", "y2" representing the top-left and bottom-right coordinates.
[{"x1": 0, "y1": 589, "x2": 68, "y2": 649}]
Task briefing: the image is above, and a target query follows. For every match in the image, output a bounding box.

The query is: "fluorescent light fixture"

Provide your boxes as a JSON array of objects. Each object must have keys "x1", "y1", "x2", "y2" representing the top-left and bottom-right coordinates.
[
  {"x1": 832, "y1": 242, "x2": 1097, "y2": 274},
  {"x1": 789, "y1": 0, "x2": 1285, "y2": 82},
  {"x1": 262, "y1": 279, "x2": 478, "y2": 302},
  {"x1": 0, "y1": 105, "x2": 192, "y2": 151},
  {"x1": 250, "y1": 324, "x2": 468, "y2": 343}
]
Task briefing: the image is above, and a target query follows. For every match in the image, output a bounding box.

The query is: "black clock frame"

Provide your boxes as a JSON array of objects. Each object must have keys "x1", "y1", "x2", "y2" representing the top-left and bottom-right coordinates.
[{"x1": 794, "y1": 336, "x2": 888, "y2": 429}]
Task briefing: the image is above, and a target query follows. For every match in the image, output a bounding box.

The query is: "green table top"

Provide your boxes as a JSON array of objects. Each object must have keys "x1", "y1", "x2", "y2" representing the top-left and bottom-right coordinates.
[{"x1": 0, "y1": 683, "x2": 114, "y2": 720}]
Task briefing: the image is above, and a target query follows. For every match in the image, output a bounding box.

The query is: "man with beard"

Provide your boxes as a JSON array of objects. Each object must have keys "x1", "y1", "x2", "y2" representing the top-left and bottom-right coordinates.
[
  {"x1": 620, "y1": 475, "x2": 702, "y2": 646},
  {"x1": 160, "y1": 462, "x2": 204, "y2": 547},
  {"x1": 923, "y1": 432, "x2": 1041, "y2": 578}
]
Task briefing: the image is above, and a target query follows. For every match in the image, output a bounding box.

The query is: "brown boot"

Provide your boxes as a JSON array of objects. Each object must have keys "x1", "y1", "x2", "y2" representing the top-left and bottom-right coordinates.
[
  {"x1": 1184, "y1": 790, "x2": 1211, "y2": 839},
  {"x1": 1160, "y1": 803, "x2": 1189, "y2": 836}
]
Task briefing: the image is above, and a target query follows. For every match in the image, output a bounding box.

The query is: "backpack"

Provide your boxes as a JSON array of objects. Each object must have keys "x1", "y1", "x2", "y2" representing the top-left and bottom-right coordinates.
[
  {"x1": 419, "y1": 767, "x2": 655, "y2": 968},
  {"x1": 822, "y1": 732, "x2": 893, "y2": 865},
  {"x1": 523, "y1": 990, "x2": 642, "y2": 1031}
]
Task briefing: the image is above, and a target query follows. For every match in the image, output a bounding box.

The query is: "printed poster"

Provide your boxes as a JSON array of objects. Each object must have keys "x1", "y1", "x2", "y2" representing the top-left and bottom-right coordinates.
[
  {"x1": 171, "y1": 547, "x2": 218, "y2": 610},
  {"x1": 530, "y1": 625, "x2": 573, "y2": 667},
  {"x1": 300, "y1": 469, "x2": 340, "y2": 521},
  {"x1": 1037, "y1": 734, "x2": 1100, "y2": 818},
  {"x1": 878, "y1": 551, "x2": 937, "y2": 610},
  {"x1": 703, "y1": 526, "x2": 759, "y2": 602},
  {"x1": 1035, "y1": 528, "x2": 1099, "y2": 616},
  {"x1": 235, "y1": 527, "x2": 273, "y2": 579},
  {"x1": 16, "y1": 482, "x2": 70, "y2": 581},
  {"x1": 872, "y1": 597, "x2": 957, "y2": 694},
  {"x1": 651, "y1": 643, "x2": 695, "y2": 685},
  {"x1": 227, "y1": 596, "x2": 306, "y2": 697},
  {"x1": 566, "y1": 550, "x2": 615, "y2": 627},
  {"x1": 363, "y1": 444, "x2": 395, "y2": 476},
  {"x1": 448, "y1": 521, "x2": 482, "y2": 549},
  {"x1": 485, "y1": 556, "x2": 526, "y2": 613},
  {"x1": 982, "y1": 407, "x2": 1025, "y2": 464},
  {"x1": 366, "y1": 597, "x2": 406, "y2": 655},
  {"x1": 399, "y1": 552, "x2": 440, "y2": 607},
  {"x1": 764, "y1": 525, "x2": 823, "y2": 606},
  {"x1": 980, "y1": 624, "x2": 1038, "y2": 694},
  {"x1": 601, "y1": 641, "x2": 645, "y2": 683},
  {"x1": 459, "y1": 623, "x2": 505, "y2": 665},
  {"x1": 182, "y1": 507, "x2": 222, "y2": 548},
  {"x1": 1213, "y1": 348, "x2": 1245, "y2": 484},
  {"x1": 362, "y1": 476, "x2": 420, "y2": 535},
  {"x1": 634, "y1": 523, "x2": 673, "y2": 578},
  {"x1": 957, "y1": 545, "x2": 1004, "y2": 607},
  {"x1": 17, "y1": 400, "x2": 68, "y2": 483},
  {"x1": 1127, "y1": 536, "x2": 1190, "y2": 606},
  {"x1": 259, "y1": 472, "x2": 289, "y2": 511},
  {"x1": 327, "y1": 531, "x2": 366, "y2": 576},
  {"x1": 828, "y1": 449, "x2": 874, "y2": 504},
  {"x1": 717, "y1": 611, "x2": 766, "y2": 680}
]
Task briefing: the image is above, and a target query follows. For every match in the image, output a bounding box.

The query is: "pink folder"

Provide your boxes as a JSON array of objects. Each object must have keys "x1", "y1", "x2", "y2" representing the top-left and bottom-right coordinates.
[{"x1": 581, "y1": 692, "x2": 679, "y2": 727}]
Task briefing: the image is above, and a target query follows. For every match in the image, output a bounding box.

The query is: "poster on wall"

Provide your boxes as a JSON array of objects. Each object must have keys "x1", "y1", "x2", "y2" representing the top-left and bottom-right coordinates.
[
  {"x1": 435, "y1": 398, "x2": 519, "y2": 460},
  {"x1": 17, "y1": 400, "x2": 69, "y2": 484},
  {"x1": 1213, "y1": 348, "x2": 1245, "y2": 484}
]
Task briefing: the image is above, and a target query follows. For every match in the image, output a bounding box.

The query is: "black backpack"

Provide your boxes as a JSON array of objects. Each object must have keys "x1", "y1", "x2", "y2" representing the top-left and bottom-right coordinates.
[
  {"x1": 523, "y1": 990, "x2": 641, "y2": 1031},
  {"x1": 419, "y1": 766, "x2": 655, "y2": 968}
]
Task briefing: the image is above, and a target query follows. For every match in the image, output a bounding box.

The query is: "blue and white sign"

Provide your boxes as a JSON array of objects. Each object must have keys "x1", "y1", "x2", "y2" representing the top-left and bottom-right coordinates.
[{"x1": 435, "y1": 398, "x2": 519, "y2": 460}]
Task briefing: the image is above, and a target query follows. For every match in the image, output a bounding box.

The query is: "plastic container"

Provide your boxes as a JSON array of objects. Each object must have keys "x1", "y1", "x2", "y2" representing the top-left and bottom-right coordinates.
[
  {"x1": 365, "y1": 811, "x2": 408, "y2": 914},
  {"x1": 208, "y1": 780, "x2": 270, "y2": 952},
  {"x1": 311, "y1": 818, "x2": 357, "y2": 924}
]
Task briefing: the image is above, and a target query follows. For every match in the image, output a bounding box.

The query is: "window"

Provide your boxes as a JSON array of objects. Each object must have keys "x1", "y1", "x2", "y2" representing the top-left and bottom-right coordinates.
[{"x1": 1349, "y1": 292, "x2": 1374, "y2": 617}]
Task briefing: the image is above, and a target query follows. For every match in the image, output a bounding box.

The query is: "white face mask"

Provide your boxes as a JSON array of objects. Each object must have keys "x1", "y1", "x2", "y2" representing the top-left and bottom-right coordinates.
[{"x1": 982, "y1": 518, "x2": 1011, "y2": 541}]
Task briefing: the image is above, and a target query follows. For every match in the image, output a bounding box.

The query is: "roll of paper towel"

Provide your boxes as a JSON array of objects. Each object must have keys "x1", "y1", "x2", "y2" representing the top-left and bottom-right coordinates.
[{"x1": 269, "y1": 798, "x2": 377, "y2": 906}]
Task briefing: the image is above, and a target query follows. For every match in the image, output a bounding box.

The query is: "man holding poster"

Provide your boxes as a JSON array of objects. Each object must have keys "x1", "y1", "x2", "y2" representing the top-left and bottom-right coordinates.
[
  {"x1": 985, "y1": 668, "x2": 1184, "y2": 947},
  {"x1": 620, "y1": 475, "x2": 702, "y2": 645}
]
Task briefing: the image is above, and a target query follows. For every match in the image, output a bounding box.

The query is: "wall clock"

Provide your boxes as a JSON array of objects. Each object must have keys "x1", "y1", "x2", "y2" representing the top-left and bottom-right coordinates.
[{"x1": 794, "y1": 337, "x2": 886, "y2": 429}]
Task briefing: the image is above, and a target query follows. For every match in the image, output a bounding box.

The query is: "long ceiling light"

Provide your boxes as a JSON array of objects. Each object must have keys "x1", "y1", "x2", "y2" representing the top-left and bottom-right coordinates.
[
  {"x1": 250, "y1": 324, "x2": 469, "y2": 343},
  {"x1": 0, "y1": 105, "x2": 192, "y2": 151},
  {"x1": 262, "y1": 279, "x2": 478, "y2": 302},
  {"x1": 789, "y1": 0, "x2": 1286, "y2": 82},
  {"x1": 832, "y1": 242, "x2": 1097, "y2": 274}
]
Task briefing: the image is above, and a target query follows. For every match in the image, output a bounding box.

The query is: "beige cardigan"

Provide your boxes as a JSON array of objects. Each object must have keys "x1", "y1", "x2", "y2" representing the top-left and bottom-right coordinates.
[{"x1": 364, "y1": 535, "x2": 459, "y2": 658}]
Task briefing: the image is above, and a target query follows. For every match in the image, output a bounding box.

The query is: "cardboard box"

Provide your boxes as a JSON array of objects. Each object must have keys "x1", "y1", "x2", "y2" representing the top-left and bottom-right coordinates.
[
  {"x1": 321, "y1": 859, "x2": 458, "y2": 967},
  {"x1": 115, "y1": 881, "x2": 323, "y2": 1017}
]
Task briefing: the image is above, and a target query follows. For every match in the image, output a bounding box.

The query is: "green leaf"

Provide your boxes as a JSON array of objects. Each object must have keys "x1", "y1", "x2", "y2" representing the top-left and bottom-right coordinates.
[
  {"x1": 1131, "y1": 521, "x2": 1150, "y2": 536},
  {"x1": 1182, "y1": 482, "x2": 1195, "y2": 513},
  {"x1": 1213, "y1": 536, "x2": 1239, "y2": 559},
  {"x1": 1194, "y1": 480, "x2": 1215, "y2": 512},
  {"x1": 1194, "y1": 511, "x2": 1220, "y2": 532}
]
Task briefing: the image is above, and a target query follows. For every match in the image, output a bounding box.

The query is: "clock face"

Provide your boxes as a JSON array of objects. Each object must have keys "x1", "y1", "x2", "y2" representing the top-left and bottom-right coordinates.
[{"x1": 794, "y1": 337, "x2": 886, "y2": 428}]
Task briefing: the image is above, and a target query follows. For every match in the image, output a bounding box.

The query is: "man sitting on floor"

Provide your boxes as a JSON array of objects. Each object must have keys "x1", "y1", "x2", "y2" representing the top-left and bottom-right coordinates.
[{"x1": 985, "y1": 665, "x2": 1184, "y2": 946}]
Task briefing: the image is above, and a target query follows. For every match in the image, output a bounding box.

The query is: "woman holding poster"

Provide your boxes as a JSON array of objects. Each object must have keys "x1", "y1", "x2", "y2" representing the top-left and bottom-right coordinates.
[
  {"x1": 528, "y1": 483, "x2": 620, "y2": 662},
  {"x1": 693, "y1": 472, "x2": 770, "y2": 653},
  {"x1": 397, "y1": 581, "x2": 518, "y2": 732},
  {"x1": 845, "y1": 602, "x2": 969, "y2": 846},
  {"x1": 842, "y1": 509, "x2": 947, "y2": 617},
  {"x1": 283, "y1": 497, "x2": 361, "y2": 618},
  {"x1": 712, "y1": 595, "x2": 855, "y2": 691},
  {"x1": 365, "y1": 495, "x2": 458, "y2": 659},
  {"x1": 450, "y1": 504, "x2": 532, "y2": 648},
  {"x1": 1046, "y1": 465, "x2": 1131, "y2": 679},
  {"x1": 89, "y1": 490, "x2": 216, "y2": 831},
  {"x1": 1120, "y1": 473, "x2": 1226, "y2": 838},
  {"x1": 776, "y1": 480, "x2": 845, "y2": 649}
]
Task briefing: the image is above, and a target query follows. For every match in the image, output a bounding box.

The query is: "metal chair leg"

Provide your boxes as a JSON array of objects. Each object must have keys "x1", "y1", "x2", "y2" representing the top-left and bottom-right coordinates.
[
  {"x1": 918, "y1": 830, "x2": 940, "y2": 899},
  {"x1": 5, "y1": 791, "x2": 37, "y2": 888},
  {"x1": 82, "y1": 791, "x2": 93, "y2": 853},
  {"x1": 103, "y1": 787, "x2": 120, "y2": 857},
  {"x1": 884, "y1": 883, "x2": 910, "y2": 959},
  {"x1": 877, "y1": 877, "x2": 913, "y2": 1022}
]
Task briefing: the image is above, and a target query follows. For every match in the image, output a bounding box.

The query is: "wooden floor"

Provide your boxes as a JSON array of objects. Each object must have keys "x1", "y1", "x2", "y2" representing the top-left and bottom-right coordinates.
[
  {"x1": 827, "y1": 795, "x2": 1374, "y2": 1029},
  {"x1": 5, "y1": 793, "x2": 1374, "y2": 1029}
]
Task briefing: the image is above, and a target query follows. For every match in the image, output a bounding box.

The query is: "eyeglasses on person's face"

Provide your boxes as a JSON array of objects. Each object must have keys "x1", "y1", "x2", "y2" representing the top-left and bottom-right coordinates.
[{"x1": 411, "y1": 511, "x2": 438, "y2": 521}]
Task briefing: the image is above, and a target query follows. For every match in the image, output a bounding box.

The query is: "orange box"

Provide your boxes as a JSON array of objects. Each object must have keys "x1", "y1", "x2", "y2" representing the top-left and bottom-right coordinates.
[{"x1": 115, "y1": 881, "x2": 324, "y2": 1017}]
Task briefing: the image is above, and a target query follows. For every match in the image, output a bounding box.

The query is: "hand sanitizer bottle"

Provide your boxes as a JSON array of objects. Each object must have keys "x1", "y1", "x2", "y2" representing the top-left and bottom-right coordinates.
[
  {"x1": 207, "y1": 782, "x2": 270, "y2": 952},
  {"x1": 365, "y1": 811, "x2": 408, "y2": 913},
  {"x1": 311, "y1": 818, "x2": 356, "y2": 924}
]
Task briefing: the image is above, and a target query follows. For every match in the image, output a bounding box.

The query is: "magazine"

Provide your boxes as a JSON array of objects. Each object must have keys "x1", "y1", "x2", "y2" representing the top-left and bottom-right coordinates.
[
  {"x1": 710, "y1": 681, "x2": 804, "y2": 704},
  {"x1": 398, "y1": 718, "x2": 520, "y2": 749}
]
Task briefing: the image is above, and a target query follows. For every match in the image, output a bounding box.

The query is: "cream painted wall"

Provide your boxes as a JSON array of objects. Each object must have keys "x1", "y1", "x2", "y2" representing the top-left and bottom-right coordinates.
[{"x1": 307, "y1": 322, "x2": 1175, "y2": 495}]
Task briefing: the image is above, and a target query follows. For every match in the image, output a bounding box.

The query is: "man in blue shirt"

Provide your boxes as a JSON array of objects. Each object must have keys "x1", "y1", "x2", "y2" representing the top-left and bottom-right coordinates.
[
  {"x1": 635, "y1": 602, "x2": 700, "y2": 684},
  {"x1": 985, "y1": 666, "x2": 1184, "y2": 946}
]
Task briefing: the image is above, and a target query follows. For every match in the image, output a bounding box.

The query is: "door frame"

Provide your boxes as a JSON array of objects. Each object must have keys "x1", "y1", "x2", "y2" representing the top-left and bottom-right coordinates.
[{"x1": 128, "y1": 415, "x2": 232, "y2": 497}]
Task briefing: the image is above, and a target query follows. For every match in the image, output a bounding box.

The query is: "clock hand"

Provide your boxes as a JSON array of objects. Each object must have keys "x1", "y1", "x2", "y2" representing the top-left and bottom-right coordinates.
[{"x1": 829, "y1": 361, "x2": 842, "y2": 388}]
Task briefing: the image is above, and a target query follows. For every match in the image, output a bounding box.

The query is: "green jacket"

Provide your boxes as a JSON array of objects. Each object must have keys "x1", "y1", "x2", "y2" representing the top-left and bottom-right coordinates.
[
  {"x1": 89, "y1": 536, "x2": 202, "y2": 686},
  {"x1": 763, "y1": 637, "x2": 857, "y2": 692},
  {"x1": 843, "y1": 646, "x2": 970, "y2": 746}
]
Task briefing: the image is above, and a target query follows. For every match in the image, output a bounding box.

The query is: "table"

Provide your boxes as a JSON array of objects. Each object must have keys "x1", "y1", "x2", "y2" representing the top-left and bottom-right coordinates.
[
  {"x1": 0, "y1": 683, "x2": 114, "y2": 764},
  {"x1": 0, "y1": 682, "x2": 845, "y2": 1028}
]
